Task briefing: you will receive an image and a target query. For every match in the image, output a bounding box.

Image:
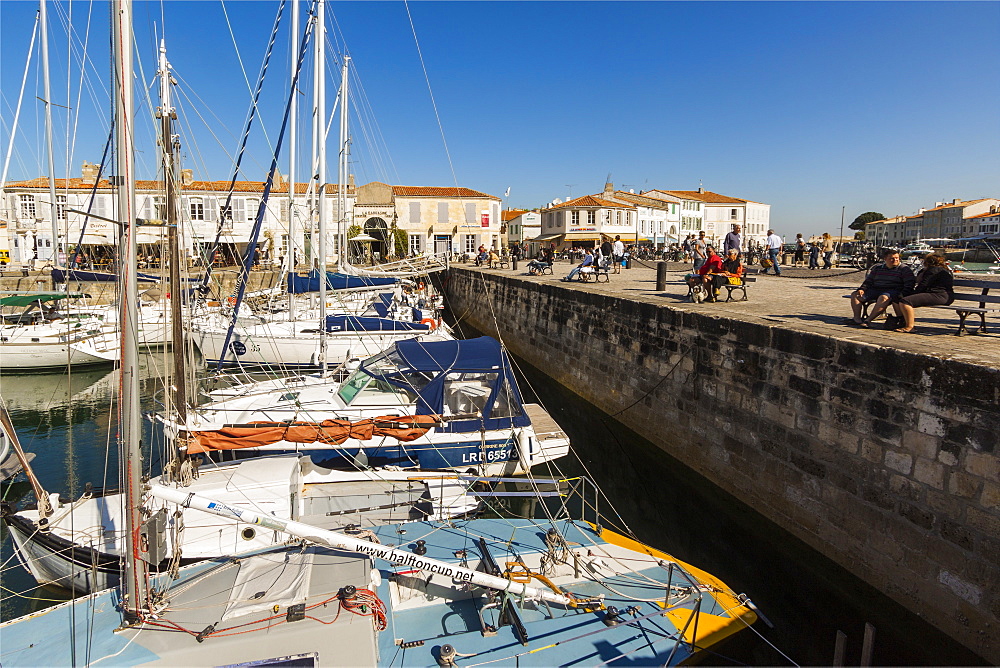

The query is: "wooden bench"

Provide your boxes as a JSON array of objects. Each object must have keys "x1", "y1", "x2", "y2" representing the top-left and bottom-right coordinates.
[
  {"x1": 527, "y1": 262, "x2": 553, "y2": 276},
  {"x1": 927, "y1": 278, "x2": 1000, "y2": 336},
  {"x1": 722, "y1": 275, "x2": 755, "y2": 301},
  {"x1": 578, "y1": 265, "x2": 610, "y2": 283}
]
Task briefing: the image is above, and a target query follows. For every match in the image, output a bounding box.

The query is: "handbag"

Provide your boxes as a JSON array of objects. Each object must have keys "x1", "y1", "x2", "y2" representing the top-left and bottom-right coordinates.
[{"x1": 760, "y1": 258, "x2": 773, "y2": 269}]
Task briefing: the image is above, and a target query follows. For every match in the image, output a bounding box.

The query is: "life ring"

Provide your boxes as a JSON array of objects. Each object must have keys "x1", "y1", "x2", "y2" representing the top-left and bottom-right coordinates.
[
  {"x1": 420, "y1": 318, "x2": 437, "y2": 330},
  {"x1": 226, "y1": 295, "x2": 237, "y2": 306},
  {"x1": 417, "y1": 282, "x2": 425, "y2": 291}
]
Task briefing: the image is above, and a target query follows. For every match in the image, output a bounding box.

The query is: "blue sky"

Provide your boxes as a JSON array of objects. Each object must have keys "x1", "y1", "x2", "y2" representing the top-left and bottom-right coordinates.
[{"x1": 1, "y1": 1, "x2": 998, "y2": 236}]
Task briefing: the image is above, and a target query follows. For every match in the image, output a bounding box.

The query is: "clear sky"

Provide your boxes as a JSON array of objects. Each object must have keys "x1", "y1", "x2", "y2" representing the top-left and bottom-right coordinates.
[{"x1": 1, "y1": 1, "x2": 998, "y2": 237}]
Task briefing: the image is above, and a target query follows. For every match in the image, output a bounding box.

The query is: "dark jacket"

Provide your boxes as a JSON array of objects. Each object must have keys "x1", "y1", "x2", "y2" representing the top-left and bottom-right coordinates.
[
  {"x1": 859, "y1": 263, "x2": 916, "y2": 295},
  {"x1": 913, "y1": 266, "x2": 954, "y2": 302}
]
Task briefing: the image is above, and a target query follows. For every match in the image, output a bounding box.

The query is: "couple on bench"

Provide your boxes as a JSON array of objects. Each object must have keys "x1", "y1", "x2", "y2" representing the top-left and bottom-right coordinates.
[
  {"x1": 847, "y1": 249, "x2": 953, "y2": 332},
  {"x1": 686, "y1": 247, "x2": 743, "y2": 302}
]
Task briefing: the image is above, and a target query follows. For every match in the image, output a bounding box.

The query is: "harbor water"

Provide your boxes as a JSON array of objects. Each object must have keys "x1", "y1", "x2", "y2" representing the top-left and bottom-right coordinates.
[{"x1": 0, "y1": 348, "x2": 988, "y2": 665}]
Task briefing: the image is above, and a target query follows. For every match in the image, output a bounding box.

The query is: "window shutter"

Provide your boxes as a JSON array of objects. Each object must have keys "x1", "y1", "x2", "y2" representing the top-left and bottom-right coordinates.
[
  {"x1": 438, "y1": 202, "x2": 449, "y2": 225},
  {"x1": 409, "y1": 202, "x2": 420, "y2": 224}
]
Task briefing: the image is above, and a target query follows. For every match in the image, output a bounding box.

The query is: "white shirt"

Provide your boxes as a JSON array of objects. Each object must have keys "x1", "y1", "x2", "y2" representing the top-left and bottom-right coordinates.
[
  {"x1": 613, "y1": 240, "x2": 625, "y2": 256},
  {"x1": 766, "y1": 233, "x2": 783, "y2": 250}
]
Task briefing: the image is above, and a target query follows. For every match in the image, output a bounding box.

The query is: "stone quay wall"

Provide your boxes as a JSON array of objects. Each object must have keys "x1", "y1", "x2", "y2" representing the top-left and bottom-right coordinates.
[{"x1": 443, "y1": 267, "x2": 999, "y2": 662}]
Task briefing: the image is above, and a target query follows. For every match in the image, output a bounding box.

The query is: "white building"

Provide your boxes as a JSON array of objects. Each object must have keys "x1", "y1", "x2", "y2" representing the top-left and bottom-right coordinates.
[
  {"x1": 605, "y1": 188, "x2": 679, "y2": 248},
  {"x1": 643, "y1": 188, "x2": 771, "y2": 247},
  {"x1": 536, "y1": 186, "x2": 636, "y2": 249},
  {"x1": 503, "y1": 209, "x2": 541, "y2": 247}
]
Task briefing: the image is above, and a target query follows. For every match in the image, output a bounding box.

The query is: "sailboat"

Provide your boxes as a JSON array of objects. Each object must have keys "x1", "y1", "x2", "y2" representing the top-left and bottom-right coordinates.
[{"x1": 0, "y1": 3, "x2": 763, "y2": 664}]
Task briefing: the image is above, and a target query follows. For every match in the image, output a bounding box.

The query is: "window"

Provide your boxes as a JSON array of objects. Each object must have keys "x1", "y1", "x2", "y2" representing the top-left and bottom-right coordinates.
[
  {"x1": 730, "y1": 208, "x2": 738, "y2": 220},
  {"x1": 189, "y1": 197, "x2": 205, "y2": 221},
  {"x1": 246, "y1": 198, "x2": 259, "y2": 222},
  {"x1": 587, "y1": 210, "x2": 595, "y2": 225},
  {"x1": 56, "y1": 195, "x2": 67, "y2": 220},
  {"x1": 464, "y1": 234, "x2": 478, "y2": 254},
  {"x1": 153, "y1": 196, "x2": 166, "y2": 220},
  {"x1": 571, "y1": 211, "x2": 580, "y2": 226},
  {"x1": 19, "y1": 194, "x2": 36, "y2": 219},
  {"x1": 409, "y1": 234, "x2": 423, "y2": 254}
]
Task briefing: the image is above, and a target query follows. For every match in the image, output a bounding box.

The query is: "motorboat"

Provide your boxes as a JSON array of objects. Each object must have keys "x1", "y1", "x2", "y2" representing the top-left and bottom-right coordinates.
[
  {"x1": 900, "y1": 241, "x2": 934, "y2": 258},
  {"x1": 162, "y1": 336, "x2": 572, "y2": 474},
  {"x1": 0, "y1": 293, "x2": 119, "y2": 370}
]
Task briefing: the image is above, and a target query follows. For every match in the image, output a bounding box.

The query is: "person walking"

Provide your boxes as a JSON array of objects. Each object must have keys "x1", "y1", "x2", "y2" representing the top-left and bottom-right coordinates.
[
  {"x1": 692, "y1": 231, "x2": 708, "y2": 272},
  {"x1": 822, "y1": 232, "x2": 836, "y2": 269},
  {"x1": 764, "y1": 229, "x2": 783, "y2": 276},
  {"x1": 793, "y1": 233, "x2": 806, "y2": 266},
  {"x1": 808, "y1": 240, "x2": 820, "y2": 269},
  {"x1": 723, "y1": 224, "x2": 742, "y2": 257}
]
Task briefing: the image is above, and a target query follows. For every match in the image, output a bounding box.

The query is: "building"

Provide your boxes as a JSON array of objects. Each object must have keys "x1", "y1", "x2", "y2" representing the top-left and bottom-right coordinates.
[
  {"x1": 917, "y1": 198, "x2": 1000, "y2": 239},
  {"x1": 965, "y1": 206, "x2": 1000, "y2": 237},
  {"x1": 536, "y1": 185, "x2": 636, "y2": 249},
  {"x1": 502, "y1": 209, "x2": 541, "y2": 248},
  {"x1": 604, "y1": 189, "x2": 679, "y2": 248},
  {"x1": 862, "y1": 215, "x2": 908, "y2": 245},
  {"x1": 1, "y1": 163, "x2": 501, "y2": 265},
  {"x1": 641, "y1": 188, "x2": 771, "y2": 247}
]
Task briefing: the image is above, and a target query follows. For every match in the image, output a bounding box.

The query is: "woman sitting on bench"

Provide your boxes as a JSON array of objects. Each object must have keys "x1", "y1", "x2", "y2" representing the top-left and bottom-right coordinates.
[
  {"x1": 889, "y1": 253, "x2": 954, "y2": 333},
  {"x1": 693, "y1": 246, "x2": 729, "y2": 302},
  {"x1": 527, "y1": 248, "x2": 554, "y2": 275}
]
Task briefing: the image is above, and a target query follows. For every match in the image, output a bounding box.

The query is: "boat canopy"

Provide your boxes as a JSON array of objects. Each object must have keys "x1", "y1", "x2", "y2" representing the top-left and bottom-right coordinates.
[
  {"x1": 324, "y1": 315, "x2": 430, "y2": 332},
  {"x1": 359, "y1": 337, "x2": 530, "y2": 433},
  {"x1": 370, "y1": 293, "x2": 395, "y2": 317},
  {"x1": 51, "y1": 268, "x2": 162, "y2": 283},
  {"x1": 287, "y1": 270, "x2": 398, "y2": 294},
  {"x1": 0, "y1": 293, "x2": 90, "y2": 307}
]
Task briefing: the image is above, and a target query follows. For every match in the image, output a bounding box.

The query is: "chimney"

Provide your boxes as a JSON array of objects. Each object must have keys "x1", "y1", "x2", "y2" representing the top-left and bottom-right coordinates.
[
  {"x1": 918, "y1": 208, "x2": 926, "y2": 214},
  {"x1": 952, "y1": 198, "x2": 960, "y2": 205},
  {"x1": 604, "y1": 182, "x2": 613, "y2": 198},
  {"x1": 181, "y1": 169, "x2": 193, "y2": 186},
  {"x1": 698, "y1": 187, "x2": 704, "y2": 194},
  {"x1": 348, "y1": 174, "x2": 355, "y2": 189},
  {"x1": 81, "y1": 160, "x2": 99, "y2": 185}
]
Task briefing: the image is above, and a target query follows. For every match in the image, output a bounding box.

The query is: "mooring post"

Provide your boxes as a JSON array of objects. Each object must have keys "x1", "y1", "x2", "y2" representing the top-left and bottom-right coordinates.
[
  {"x1": 656, "y1": 261, "x2": 667, "y2": 291},
  {"x1": 832, "y1": 630, "x2": 847, "y2": 666},
  {"x1": 860, "y1": 622, "x2": 875, "y2": 667},
  {"x1": 512, "y1": 256, "x2": 518, "y2": 271}
]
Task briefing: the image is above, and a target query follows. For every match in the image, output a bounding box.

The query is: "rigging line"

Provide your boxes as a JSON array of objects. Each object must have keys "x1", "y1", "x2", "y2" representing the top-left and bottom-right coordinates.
[
  {"x1": 199, "y1": 0, "x2": 287, "y2": 295},
  {"x1": 220, "y1": 0, "x2": 275, "y2": 155},
  {"x1": 0, "y1": 11, "x2": 39, "y2": 190}
]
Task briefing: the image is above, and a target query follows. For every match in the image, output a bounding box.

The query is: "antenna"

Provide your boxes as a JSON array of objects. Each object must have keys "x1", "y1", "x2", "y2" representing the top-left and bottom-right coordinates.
[{"x1": 565, "y1": 184, "x2": 577, "y2": 199}]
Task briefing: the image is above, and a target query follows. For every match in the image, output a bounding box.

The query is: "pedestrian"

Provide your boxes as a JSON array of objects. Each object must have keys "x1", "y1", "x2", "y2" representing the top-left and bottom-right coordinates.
[
  {"x1": 610, "y1": 235, "x2": 625, "y2": 274},
  {"x1": 723, "y1": 224, "x2": 742, "y2": 257},
  {"x1": 821, "y1": 233, "x2": 835, "y2": 269},
  {"x1": 681, "y1": 235, "x2": 692, "y2": 261},
  {"x1": 794, "y1": 234, "x2": 805, "y2": 266},
  {"x1": 693, "y1": 231, "x2": 708, "y2": 272},
  {"x1": 764, "y1": 229, "x2": 783, "y2": 276},
  {"x1": 808, "y1": 241, "x2": 820, "y2": 269}
]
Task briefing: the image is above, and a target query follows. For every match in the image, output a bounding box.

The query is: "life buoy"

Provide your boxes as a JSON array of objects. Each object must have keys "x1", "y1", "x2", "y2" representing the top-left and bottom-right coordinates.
[
  {"x1": 417, "y1": 282, "x2": 425, "y2": 291},
  {"x1": 226, "y1": 295, "x2": 237, "y2": 306},
  {"x1": 420, "y1": 318, "x2": 437, "y2": 330}
]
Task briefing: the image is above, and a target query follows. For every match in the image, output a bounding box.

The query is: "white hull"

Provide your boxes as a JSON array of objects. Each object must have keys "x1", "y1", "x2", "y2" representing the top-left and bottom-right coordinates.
[{"x1": 0, "y1": 325, "x2": 119, "y2": 370}]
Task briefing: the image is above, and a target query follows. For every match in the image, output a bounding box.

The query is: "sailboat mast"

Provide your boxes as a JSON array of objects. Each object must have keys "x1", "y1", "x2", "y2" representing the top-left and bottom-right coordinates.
[
  {"x1": 314, "y1": 0, "x2": 327, "y2": 371},
  {"x1": 113, "y1": 0, "x2": 149, "y2": 619},
  {"x1": 39, "y1": 0, "x2": 60, "y2": 262},
  {"x1": 159, "y1": 40, "x2": 186, "y2": 425},
  {"x1": 287, "y1": 0, "x2": 299, "y2": 319},
  {"x1": 339, "y1": 56, "x2": 350, "y2": 266}
]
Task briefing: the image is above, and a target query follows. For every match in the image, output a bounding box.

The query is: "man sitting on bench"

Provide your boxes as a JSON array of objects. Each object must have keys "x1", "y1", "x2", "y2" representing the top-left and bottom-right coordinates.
[
  {"x1": 527, "y1": 247, "x2": 554, "y2": 275},
  {"x1": 562, "y1": 248, "x2": 594, "y2": 281},
  {"x1": 847, "y1": 248, "x2": 915, "y2": 328},
  {"x1": 888, "y1": 253, "x2": 954, "y2": 333}
]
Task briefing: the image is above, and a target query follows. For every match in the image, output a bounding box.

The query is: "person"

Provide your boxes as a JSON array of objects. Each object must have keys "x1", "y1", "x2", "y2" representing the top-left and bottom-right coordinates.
[
  {"x1": 847, "y1": 249, "x2": 915, "y2": 327},
  {"x1": 692, "y1": 231, "x2": 708, "y2": 272},
  {"x1": 527, "y1": 247, "x2": 554, "y2": 275},
  {"x1": 689, "y1": 246, "x2": 726, "y2": 301},
  {"x1": 723, "y1": 224, "x2": 742, "y2": 257},
  {"x1": 612, "y1": 235, "x2": 625, "y2": 274},
  {"x1": 794, "y1": 234, "x2": 806, "y2": 266},
  {"x1": 821, "y1": 233, "x2": 835, "y2": 269},
  {"x1": 710, "y1": 248, "x2": 744, "y2": 301},
  {"x1": 486, "y1": 247, "x2": 500, "y2": 268},
  {"x1": 681, "y1": 234, "x2": 693, "y2": 261},
  {"x1": 808, "y1": 241, "x2": 820, "y2": 269},
  {"x1": 562, "y1": 248, "x2": 594, "y2": 281},
  {"x1": 764, "y1": 229, "x2": 783, "y2": 276},
  {"x1": 600, "y1": 238, "x2": 613, "y2": 261},
  {"x1": 889, "y1": 254, "x2": 954, "y2": 333}
]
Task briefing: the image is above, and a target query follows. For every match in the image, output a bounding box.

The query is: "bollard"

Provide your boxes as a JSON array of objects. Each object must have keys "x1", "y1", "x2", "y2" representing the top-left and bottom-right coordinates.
[
  {"x1": 512, "y1": 257, "x2": 518, "y2": 271},
  {"x1": 656, "y1": 261, "x2": 667, "y2": 292}
]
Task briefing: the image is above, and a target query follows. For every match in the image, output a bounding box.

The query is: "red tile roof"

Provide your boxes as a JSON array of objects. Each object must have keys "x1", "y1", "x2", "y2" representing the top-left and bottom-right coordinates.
[
  {"x1": 549, "y1": 195, "x2": 632, "y2": 210},
  {"x1": 4, "y1": 177, "x2": 334, "y2": 195},
  {"x1": 391, "y1": 186, "x2": 499, "y2": 200},
  {"x1": 965, "y1": 210, "x2": 1000, "y2": 219},
  {"x1": 502, "y1": 208, "x2": 529, "y2": 222},
  {"x1": 655, "y1": 190, "x2": 749, "y2": 204},
  {"x1": 920, "y1": 199, "x2": 991, "y2": 213}
]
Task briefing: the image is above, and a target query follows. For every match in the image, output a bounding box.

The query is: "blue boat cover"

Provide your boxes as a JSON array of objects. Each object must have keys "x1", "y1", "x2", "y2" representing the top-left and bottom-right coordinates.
[
  {"x1": 287, "y1": 270, "x2": 398, "y2": 293},
  {"x1": 371, "y1": 292, "x2": 395, "y2": 317},
  {"x1": 325, "y1": 315, "x2": 429, "y2": 332},
  {"x1": 360, "y1": 337, "x2": 529, "y2": 432}
]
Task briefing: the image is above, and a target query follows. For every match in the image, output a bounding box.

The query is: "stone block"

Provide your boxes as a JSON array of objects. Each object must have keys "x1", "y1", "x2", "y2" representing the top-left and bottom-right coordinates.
[
  {"x1": 948, "y1": 472, "x2": 982, "y2": 499},
  {"x1": 901, "y1": 429, "x2": 940, "y2": 460},
  {"x1": 938, "y1": 569, "x2": 983, "y2": 606},
  {"x1": 939, "y1": 519, "x2": 976, "y2": 552},
  {"x1": 872, "y1": 419, "x2": 903, "y2": 444},
  {"x1": 913, "y1": 457, "x2": 945, "y2": 490},
  {"x1": 889, "y1": 474, "x2": 925, "y2": 504},
  {"x1": 885, "y1": 450, "x2": 913, "y2": 475},
  {"x1": 982, "y1": 482, "x2": 1000, "y2": 510},
  {"x1": 917, "y1": 412, "x2": 948, "y2": 437},
  {"x1": 898, "y1": 502, "x2": 934, "y2": 531},
  {"x1": 967, "y1": 507, "x2": 1000, "y2": 538},
  {"x1": 965, "y1": 452, "x2": 1000, "y2": 483}
]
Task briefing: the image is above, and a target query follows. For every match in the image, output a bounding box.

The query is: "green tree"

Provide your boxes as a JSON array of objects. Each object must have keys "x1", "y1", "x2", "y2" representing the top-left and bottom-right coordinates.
[{"x1": 849, "y1": 211, "x2": 886, "y2": 231}]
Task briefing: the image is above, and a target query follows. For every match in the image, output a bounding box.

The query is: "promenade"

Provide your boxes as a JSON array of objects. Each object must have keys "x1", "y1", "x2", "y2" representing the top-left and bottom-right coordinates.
[{"x1": 473, "y1": 258, "x2": 1000, "y2": 370}]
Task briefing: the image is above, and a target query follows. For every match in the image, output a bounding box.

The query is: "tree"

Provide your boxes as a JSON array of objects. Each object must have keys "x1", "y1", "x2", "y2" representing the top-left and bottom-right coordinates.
[{"x1": 849, "y1": 211, "x2": 886, "y2": 231}]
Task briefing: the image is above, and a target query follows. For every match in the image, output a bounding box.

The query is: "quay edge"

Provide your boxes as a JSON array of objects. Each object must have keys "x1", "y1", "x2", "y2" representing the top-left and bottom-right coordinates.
[{"x1": 442, "y1": 266, "x2": 999, "y2": 664}]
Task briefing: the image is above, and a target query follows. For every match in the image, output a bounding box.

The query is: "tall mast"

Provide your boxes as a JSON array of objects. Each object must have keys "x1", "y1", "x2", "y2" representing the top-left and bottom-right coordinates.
[
  {"x1": 113, "y1": 0, "x2": 149, "y2": 620},
  {"x1": 338, "y1": 55, "x2": 350, "y2": 267},
  {"x1": 39, "y1": 0, "x2": 60, "y2": 262},
  {"x1": 314, "y1": 0, "x2": 327, "y2": 371},
  {"x1": 287, "y1": 0, "x2": 299, "y2": 319},
  {"x1": 159, "y1": 40, "x2": 186, "y2": 427}
]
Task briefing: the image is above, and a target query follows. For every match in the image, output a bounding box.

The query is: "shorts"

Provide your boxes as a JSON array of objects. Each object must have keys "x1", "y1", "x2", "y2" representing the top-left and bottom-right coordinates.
[{"x1": 865, "y1": 289, "x2": 901, "y2": 302}]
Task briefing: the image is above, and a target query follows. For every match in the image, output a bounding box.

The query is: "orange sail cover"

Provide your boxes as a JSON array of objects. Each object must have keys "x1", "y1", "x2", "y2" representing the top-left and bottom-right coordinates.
[{"x1": 185, "y1": 415, "x2": 439, "y2": 454}]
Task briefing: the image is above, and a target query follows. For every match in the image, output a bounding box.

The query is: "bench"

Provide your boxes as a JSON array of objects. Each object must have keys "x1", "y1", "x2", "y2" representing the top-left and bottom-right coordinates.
[
  {"x1": 527, "y1": 262, "x2": 553, "y2": 276},
  {"x1": 722, "y1": 275, "x2": 755, "y2": 301},
  {"x1": 684, "y1": 274, "x2": 752, "y2": 303},
  {"x1": 927, "y1": 278, "x2": 1000, "y2": 336},
  {"x1": 578, "y1": 265, "x2": 610, "y2": 283}
]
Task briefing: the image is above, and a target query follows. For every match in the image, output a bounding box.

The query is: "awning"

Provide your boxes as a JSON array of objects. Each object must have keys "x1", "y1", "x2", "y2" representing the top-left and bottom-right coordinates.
[
  {"x1": 528, "y1": 233, "x2": 563, "y2": 242},
  {"x1": 563, "y1": 232, "x2": 601, "y2": 241}
]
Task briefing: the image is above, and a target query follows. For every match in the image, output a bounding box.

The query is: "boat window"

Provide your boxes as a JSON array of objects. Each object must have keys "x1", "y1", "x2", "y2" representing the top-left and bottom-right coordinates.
[
  {"x1": 443, "y1": 373, "x2": 496, "y2": 416},
  {"x1": 337, "y1": 369, "x2": 371, "y2": 404},
  {"x1": 491, "y1": 377, "x2": 522, "y2": 420},
  {"x1": 338, "y1": 369, "x2": 415, "y2": 405}
]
